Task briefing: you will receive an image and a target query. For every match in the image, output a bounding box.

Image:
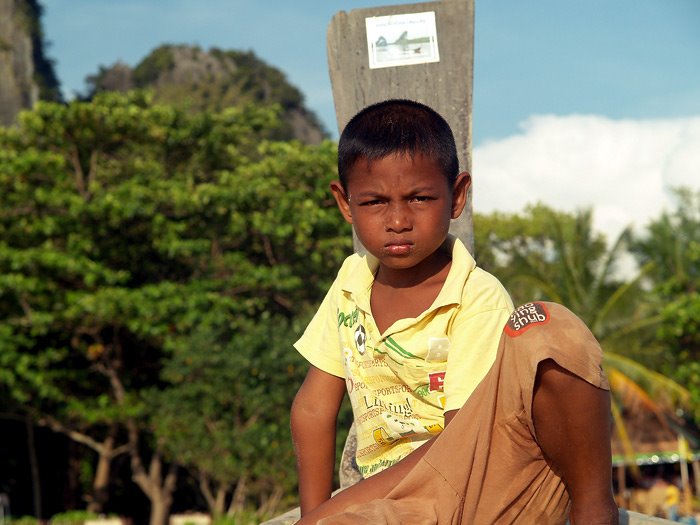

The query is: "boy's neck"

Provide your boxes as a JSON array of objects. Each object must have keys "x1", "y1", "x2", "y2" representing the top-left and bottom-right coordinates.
[
  {"x1": 370, "y1": 249, "x2": 452, "y2": 334},
  {"x1": 375, "y1": 249, "x2": 451, "y2": 289}
]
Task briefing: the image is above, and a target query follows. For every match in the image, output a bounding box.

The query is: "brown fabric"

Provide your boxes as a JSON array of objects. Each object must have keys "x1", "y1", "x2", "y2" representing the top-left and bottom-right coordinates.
[{"x1": 319, "y1": 302, "x2": 610, "y2": 525}]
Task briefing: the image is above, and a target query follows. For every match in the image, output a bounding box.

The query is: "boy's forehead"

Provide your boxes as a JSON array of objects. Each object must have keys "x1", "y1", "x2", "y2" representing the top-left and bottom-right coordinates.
[
  {"x1": 345, "y1": 152, "x2": 451, "y2": 190},
  {"x1": 349, "y1": 151, "x2": 427, "y2": 172}
]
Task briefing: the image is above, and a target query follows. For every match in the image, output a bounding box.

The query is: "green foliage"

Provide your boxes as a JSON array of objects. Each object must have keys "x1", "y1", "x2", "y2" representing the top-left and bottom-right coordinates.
[
  {"x1": 476, "y1": 205, "x2": 659, "y2": 351},
  {"x1": 212, "y1": 512, "x2": 266, "y2": 525},
  {"x1": 11, "y1": 518, "x2": 40, "y2": 525},
  {"x1": 475, "y1": 203, "x2": 691, "y2": 462},
  {"x1": 133, "y1": 46, "x2": 176, "y2": 86},
  {"x1": 0, "y1": 91, "x2": 349, "y2": 513},
  {"x1": 209, "y1": 48, "x2": 303, "y2": 109},
  {"x1": 631, "y1": 188, "x2": 700, "y2": 418},
  {"x1": 49, "y1": 510, "x2": 102, "y2": 525},
  {"x1": 150, "y1": 316, "x2": 307, "y2": 511}
]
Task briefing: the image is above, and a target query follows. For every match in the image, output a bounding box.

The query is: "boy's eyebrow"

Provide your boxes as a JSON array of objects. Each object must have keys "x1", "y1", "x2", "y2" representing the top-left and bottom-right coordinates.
[
  {"x1": 351, "y1": 185, "x2": 439, "y2": 199},
  {"x1": 406, "y1": 185, "x2": 439, "y2": 194}
]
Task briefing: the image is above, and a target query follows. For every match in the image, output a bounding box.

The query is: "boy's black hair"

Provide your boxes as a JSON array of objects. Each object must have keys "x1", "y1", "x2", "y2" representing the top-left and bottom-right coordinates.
[{"x1": 337, "y1": 99, "x2": 459, "y2": 190}]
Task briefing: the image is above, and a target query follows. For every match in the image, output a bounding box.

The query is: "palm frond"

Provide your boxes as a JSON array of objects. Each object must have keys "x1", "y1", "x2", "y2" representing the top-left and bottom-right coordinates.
[{"x1": 604, "y1": 352, "x2": 690, "y2": 410}]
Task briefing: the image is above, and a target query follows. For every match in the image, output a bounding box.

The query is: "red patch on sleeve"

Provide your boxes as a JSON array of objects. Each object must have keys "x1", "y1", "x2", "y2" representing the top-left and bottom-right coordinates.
[{"x1": 504, "y1": 302, "x2": 550, "y2": 337}]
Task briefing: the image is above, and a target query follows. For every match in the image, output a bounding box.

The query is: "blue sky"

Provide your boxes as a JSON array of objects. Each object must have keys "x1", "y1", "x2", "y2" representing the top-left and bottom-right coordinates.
[
  {"x1": 42, "y1": 0, "x2": 700, "y2": 239},
  {"x1": 42, "y1": 0, "x2": 700, "y2": 143}
]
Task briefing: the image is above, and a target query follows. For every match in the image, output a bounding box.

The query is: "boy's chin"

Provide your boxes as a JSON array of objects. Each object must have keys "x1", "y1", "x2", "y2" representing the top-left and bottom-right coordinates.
[{"x1": 375, "y1": 254, "x2": 427, "y2": 272}]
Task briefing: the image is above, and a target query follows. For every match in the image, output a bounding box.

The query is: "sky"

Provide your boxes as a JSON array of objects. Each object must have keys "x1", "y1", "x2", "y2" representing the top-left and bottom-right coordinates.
[{"x1": 41, "y1": 0, "x2": 700, "y2": 241}]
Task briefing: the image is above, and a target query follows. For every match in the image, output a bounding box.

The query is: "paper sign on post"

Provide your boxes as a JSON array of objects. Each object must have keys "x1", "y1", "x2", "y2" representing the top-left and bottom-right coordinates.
[{"x1": 365, "y1": 11, "x2": 440, "y2": 69}]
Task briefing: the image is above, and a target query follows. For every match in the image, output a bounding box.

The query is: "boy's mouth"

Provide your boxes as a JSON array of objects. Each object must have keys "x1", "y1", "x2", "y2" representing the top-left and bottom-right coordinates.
[{"x1": 384, "y1": 240, "x2": 413, "y2": 256}]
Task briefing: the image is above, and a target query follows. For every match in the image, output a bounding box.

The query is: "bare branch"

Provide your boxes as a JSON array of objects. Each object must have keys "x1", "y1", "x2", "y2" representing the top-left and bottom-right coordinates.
[
  {"x1": 18, "y1": 293, "x2": 34, "y2": 319},
  {"x1": 127, "y1": 419, "x2": 153, "y2": 498},
  {"x1": 199, "y1": 472, "x2": 217, "y2": 513},
  {"x1": 93, "y1": 358, "x2": 127, "y2": 404},
  {"x1": 87, "y1": 149, "x2": 98, "y2": 193},
  {"x1": 260, "y1": 233, "x2": 278, "y2": 266},
  {"x1": 37, "y1": 415, "x2": 101, "y2": 452},
  {"x1": 274, "y1": 293, "x2": 293, "y2": 312},
  {"x1": 69, "y1": 143, "x2": 88, "y2": 199},
  {"x1": 164, "y1": 462, "x2": 178, "y2": 493}
]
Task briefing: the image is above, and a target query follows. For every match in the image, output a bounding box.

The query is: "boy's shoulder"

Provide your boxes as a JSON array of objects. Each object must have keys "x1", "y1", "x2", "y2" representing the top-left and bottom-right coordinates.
[
  {"x1": 450, "y1": 239, "x2": 512, "y2": 312},
  {"x1": 460, "y1": 265, "x2": 513, "y2": 319},
  {"x1": 334, "y1": 251, "x2": 374, "y2": 284},
  {"x1": 322, "y1": 252, "x2": 377, "y2": 305},
  {"x1": 466, "y1": 265, "x2": 511, "y2": 299}
]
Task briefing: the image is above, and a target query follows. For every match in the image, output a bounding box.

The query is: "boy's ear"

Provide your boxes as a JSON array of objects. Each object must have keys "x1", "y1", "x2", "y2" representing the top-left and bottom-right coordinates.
[
  {"x1": 451, "y1": 172, "x2": 471, "y2": 219},
  {"x1": 330, "y1": 180, "x2": 353, "y2": 224}
]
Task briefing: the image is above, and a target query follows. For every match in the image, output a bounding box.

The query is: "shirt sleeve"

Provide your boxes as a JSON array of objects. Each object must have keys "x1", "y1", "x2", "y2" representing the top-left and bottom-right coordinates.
[
  {"x1": 442, "y1": 270, "x2": 513, "y2": 412},
  {"x1": 509, "y1": 302, "x2": 610, "y2": 437},
  {"x1": 293, "y1": 273, "x2": 346, "y2": 379}
]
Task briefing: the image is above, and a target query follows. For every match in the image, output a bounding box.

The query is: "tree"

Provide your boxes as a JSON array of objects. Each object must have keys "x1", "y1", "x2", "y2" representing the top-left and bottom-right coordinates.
[
  {"x1": 474, "y1": 205, "x2": 689, "y2": 461},
  {"x1": 476, "y1": 205, "x2": 657, "y2": 351},
  {"x1": 145, "y1": 138, "x2": 351, "y2": 517},
  {"x1": 631, "y1": 188, "x2": 700, "y2": 420},
  {"x1": 150, "y1": 317, "x2": 304, "y2": 518},
  {"x1": 0, "y1": 91, "x2": 350, "y2": 521}
]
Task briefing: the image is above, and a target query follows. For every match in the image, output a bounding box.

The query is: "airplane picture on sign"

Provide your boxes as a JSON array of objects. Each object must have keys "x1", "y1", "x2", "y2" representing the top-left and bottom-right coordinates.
[{"x1": 365, "y1": 11, "x2": 440, "y2": 69}]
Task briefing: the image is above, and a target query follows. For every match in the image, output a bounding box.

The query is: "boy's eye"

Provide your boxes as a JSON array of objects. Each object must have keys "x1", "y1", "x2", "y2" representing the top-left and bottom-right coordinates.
[
  {"x1": 361, "y1": 199, "x2": 385, "y2": 206},
  {"x1": 410, "y1": 195, "x2": 432, "y2": 203}
]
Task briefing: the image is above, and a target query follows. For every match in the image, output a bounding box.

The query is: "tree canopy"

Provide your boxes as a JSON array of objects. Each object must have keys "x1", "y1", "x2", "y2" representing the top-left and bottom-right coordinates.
[
  {"x1": 631, "y1": 188, "x2": 700, "y2": 419},
  {"x1": 0, "y1": 91, "x2": 350, "y2": 523}
]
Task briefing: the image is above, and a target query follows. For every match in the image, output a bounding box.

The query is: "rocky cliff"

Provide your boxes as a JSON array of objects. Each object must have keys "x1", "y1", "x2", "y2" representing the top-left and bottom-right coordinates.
[
  {"x1": 0, "y1": 0, "x2": 60, "y2": 126},
  {"x1": 86, "y1": 44, "x2": 328, "y2": 144}
]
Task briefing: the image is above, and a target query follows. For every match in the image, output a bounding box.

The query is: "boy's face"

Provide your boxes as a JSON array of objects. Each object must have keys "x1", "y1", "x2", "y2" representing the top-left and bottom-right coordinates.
[{"x1": 331, "y1": 152, "x2": 470, "y2": 272}]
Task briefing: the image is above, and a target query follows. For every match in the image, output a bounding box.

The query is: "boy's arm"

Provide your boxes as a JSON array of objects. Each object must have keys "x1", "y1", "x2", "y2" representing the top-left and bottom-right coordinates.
[
  {"x1": 291, "y1": 365, "x2": 346, "y2": 516},
  {"x1": 533, "y1": 359, "x2": 619, "y2": 525}
]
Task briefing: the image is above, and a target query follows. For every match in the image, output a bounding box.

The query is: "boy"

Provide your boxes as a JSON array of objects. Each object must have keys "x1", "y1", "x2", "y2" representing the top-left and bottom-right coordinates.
[
  {"x1": 291, "y1": 99, "x2": 513, "y2": 512},
  {"x1": 291, "y1": 100, "x2": 618, "y2": 524},
  {"x1": 297, "y1": 301, "x2": 619, "y2": 524}
]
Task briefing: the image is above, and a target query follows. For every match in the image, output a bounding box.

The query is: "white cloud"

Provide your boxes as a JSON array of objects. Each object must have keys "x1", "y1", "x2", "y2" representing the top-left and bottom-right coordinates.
[{"x1": 472, "y1": 114, "x2": 700, "y2": 241}]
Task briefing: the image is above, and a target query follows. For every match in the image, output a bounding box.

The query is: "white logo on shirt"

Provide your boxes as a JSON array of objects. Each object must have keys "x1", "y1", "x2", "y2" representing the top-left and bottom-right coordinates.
[
  {"x1": 426, "y1": 337, "x2": 449, "y2": 362},
  {"x1": 355, "y1": 324, "x2": 367, "y2": 355}
]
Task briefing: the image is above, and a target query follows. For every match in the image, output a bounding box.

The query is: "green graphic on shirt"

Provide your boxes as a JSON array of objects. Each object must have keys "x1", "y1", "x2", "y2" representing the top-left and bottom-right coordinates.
[
  {"x1": 337, "y1": 307, "x2": 359, "y2": 328},
  {"x1": 358, "y1": 458, "x2": 400, "y2": 476},
  {"x1": 414, "y1": 384, "x2": 430, "y2": 397},
  {"x1": 384, "y1": 337, "x2": 419, "y2": 360}
]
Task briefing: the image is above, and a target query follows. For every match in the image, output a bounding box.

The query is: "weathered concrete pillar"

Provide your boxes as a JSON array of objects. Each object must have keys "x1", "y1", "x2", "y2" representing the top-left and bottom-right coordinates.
[{"x1": 327, "y1": 0, "x2": 475, "y2": 250}]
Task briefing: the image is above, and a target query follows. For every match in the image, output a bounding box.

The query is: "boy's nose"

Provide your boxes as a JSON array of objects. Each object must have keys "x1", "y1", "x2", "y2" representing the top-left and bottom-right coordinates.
[{"x1": 385, "y1": 203, "x2": 412, "y2": 232}]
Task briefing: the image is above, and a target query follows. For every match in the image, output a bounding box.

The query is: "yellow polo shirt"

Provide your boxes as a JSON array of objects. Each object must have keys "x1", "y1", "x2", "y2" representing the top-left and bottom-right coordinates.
[{"x1": 295, "y1": 236, "x2": 513, "y2": 477}]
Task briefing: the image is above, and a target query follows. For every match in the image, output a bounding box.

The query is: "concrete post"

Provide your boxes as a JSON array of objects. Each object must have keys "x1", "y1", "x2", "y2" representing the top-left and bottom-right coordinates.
[{"x1": 327, "y1": 0, "x2": 475, "y2": 251}]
